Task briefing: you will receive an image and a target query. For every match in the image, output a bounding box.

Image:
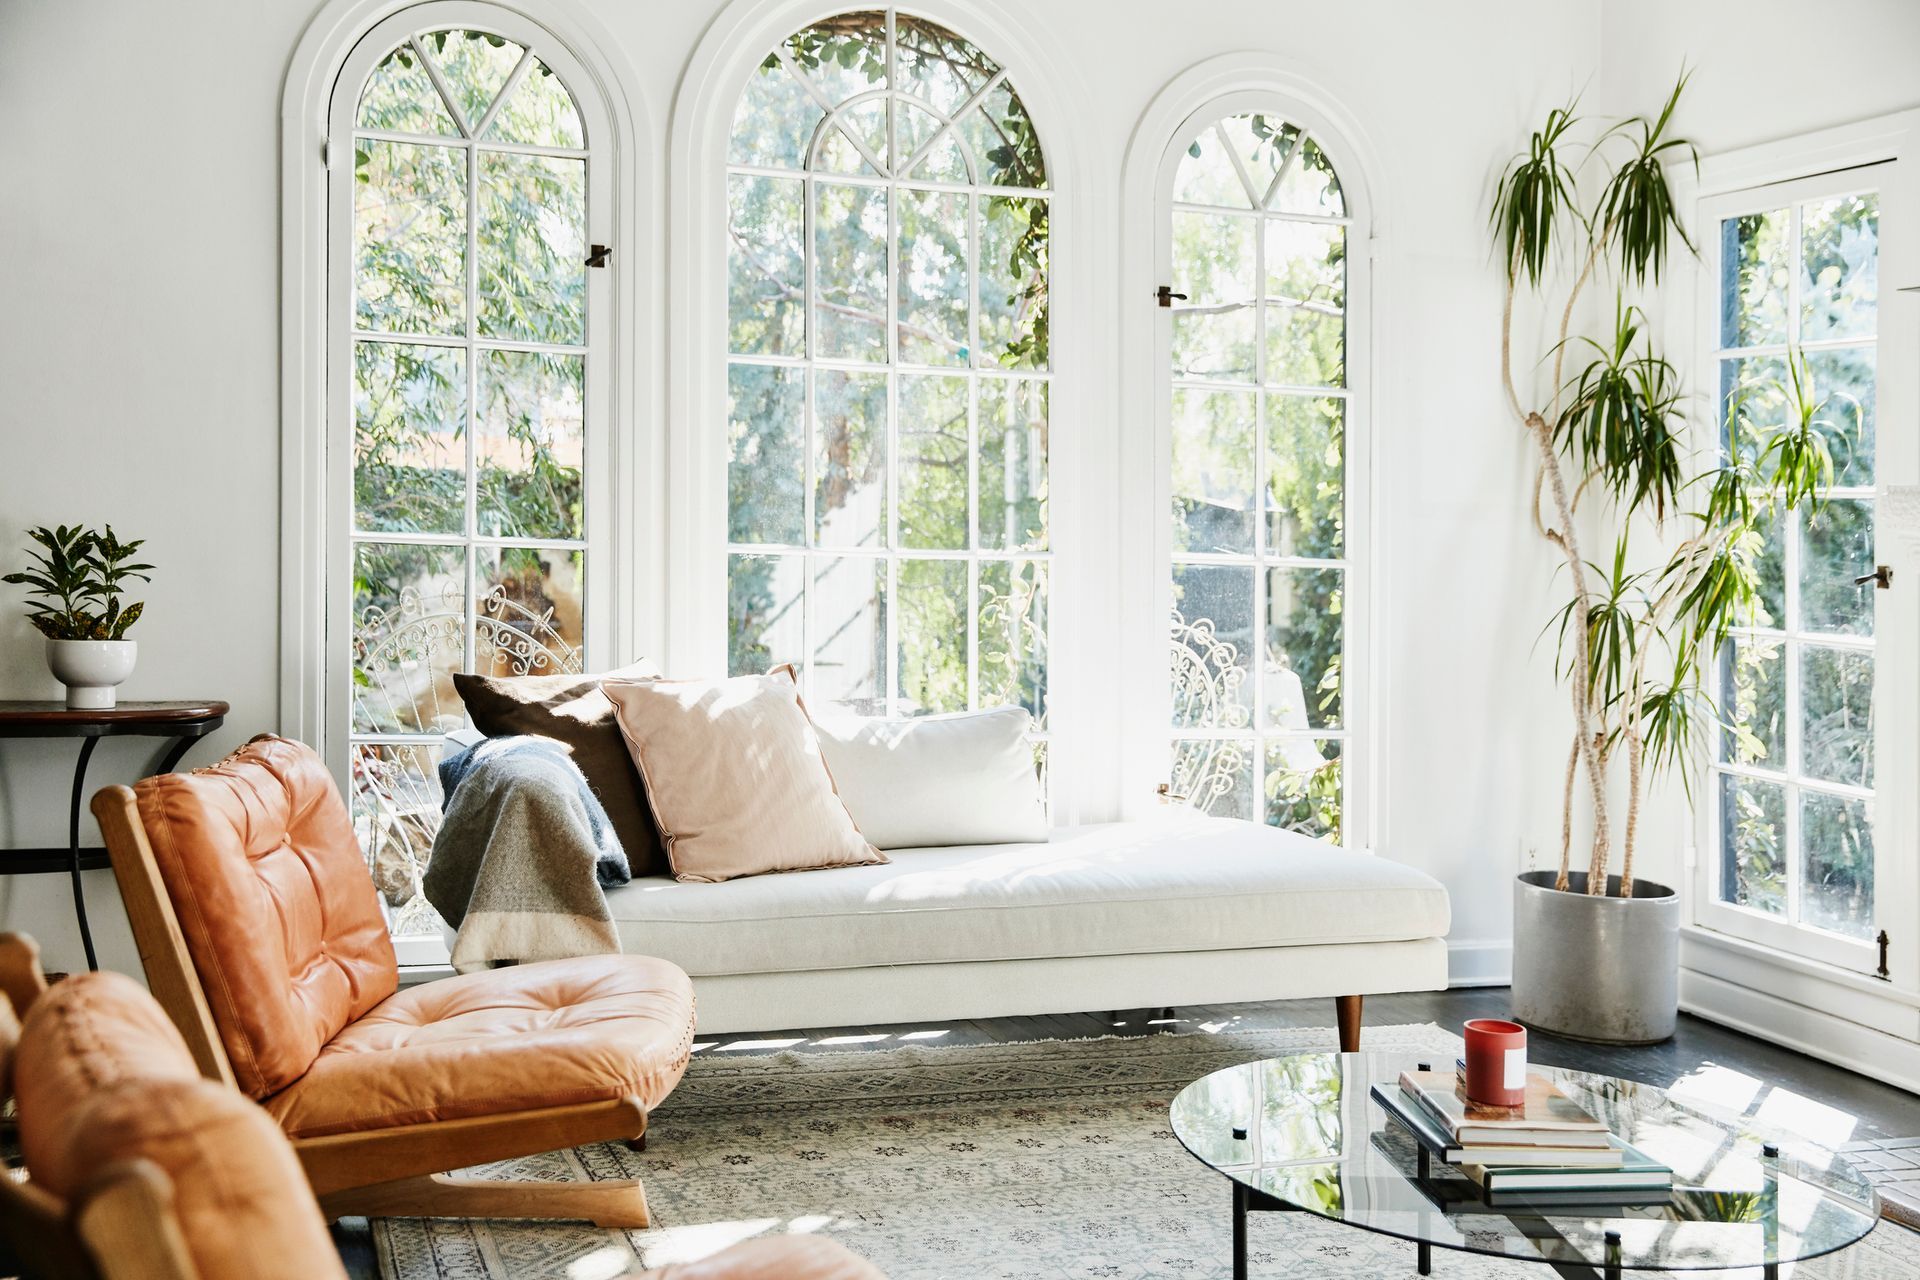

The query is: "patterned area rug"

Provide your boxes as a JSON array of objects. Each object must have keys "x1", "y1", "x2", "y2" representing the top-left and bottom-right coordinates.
[{"x1": 375, "y1": 1025, "x2": 1920, "y2": 1279}]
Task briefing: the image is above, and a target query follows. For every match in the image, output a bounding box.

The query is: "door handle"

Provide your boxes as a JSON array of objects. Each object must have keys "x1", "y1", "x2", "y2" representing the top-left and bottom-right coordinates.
[
  {"x1": 1155, "y1": 285, "x2": 1188, "y2": 308},
  {"x1": 1854, "y1": 565, "x2": 1892, "y2": 589}
]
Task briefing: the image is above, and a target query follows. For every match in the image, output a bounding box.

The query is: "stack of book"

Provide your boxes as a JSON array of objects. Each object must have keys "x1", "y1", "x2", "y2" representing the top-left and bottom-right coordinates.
[{"x1": 1373, "y1": 1066, "x2": 1672, "y2": 1205}]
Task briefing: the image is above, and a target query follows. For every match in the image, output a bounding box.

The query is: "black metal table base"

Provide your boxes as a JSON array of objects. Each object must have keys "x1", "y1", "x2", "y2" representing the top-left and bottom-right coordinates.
[
  {"x1": 1228, "y1": 1179, "x2": 1779, "y2": 1280},
  {"x1": 7, "y1": 731, "x2": 208, "y2": 972}
]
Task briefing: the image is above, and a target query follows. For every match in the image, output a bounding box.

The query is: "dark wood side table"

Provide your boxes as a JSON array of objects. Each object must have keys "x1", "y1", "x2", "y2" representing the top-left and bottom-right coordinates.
[{"x1": 0, "y1": 701, "x2": 228, "y2": 970}]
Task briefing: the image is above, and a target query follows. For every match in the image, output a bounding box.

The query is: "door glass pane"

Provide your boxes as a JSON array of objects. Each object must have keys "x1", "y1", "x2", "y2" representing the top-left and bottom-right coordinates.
[
  {"x1": 1801, "y1": 791, "x2": 1874, "y2": 939},
  {"x1": 476, "y1": 546, "x2": 584, "y2": 677},
  {"x1": 1804, "y1": 346, "x2": 1875, "y2": 487},
  {"x1": 1172, "y1": 388, "x2": 1256, "y2": 554},
  {"x1": 1719, "y1": 209, "x2": 1789, "y2": 348},
  {"x1": 1264, "y1": 567, "x2": 1342, "y2": 731},
  {"x1": 355, "y1": 140, "x2": 465, "y2": 335},
  {"x1": 1800, "y1": 645, "x2": 1873, "y2": 789},
  {"x1": 1722, "y1": 636, "x2": 1784, "y2": 769},
  {"x1": 1720, "y1": 773, "x2": 1786, "y2": 917},
  {"x1": 1171, "y1": 564, "x2": 1253, "y2": 729},
  {"x1": 1800, "y1": 193, "x2": 1878, "y2": 342},
  {"x1": 476, "y1": 349, "x2": 584, "y2": 540},
  {"x1": 1170, "y1": 212, "x2": 1255, "y2": 382},
  {"x1": 1800, "y1": 499, "x2": 1875, "y2": 637},
  {"x1": 477, "y1": 151, "x2": 586, "y2": 345},
  {"x1": 351, "y1": 542, "x2": 467, "y2": 735},
  {"x1": 486, "y1": 58, "x2": 584, "y2": 149},
  {"x1": 1265, "y1": 737, "x2": 1341, "y2": 839},
  {"x1": 1264, "y1": 221, "x2": 1344, "y2": 388},
  {"x1": 1264, "y1": 395, "x2": 1344, "y2": 559},
  {"x1": 353, "y1": 341, "x2": 465, "y2": 536},
  {"x1": 1172, "y1": 738, "x2": 1254, "y2": 820}
]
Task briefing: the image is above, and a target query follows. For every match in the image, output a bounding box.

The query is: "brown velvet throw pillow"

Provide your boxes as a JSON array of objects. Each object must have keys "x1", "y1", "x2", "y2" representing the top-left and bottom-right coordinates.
[{"x1": 452, "y1": 663, "x2": 667, "y2": 876}]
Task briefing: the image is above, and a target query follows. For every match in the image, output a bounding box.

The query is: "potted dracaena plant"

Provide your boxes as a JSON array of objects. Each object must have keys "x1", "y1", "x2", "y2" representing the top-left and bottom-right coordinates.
[
  {"x1": 1494, "y1": 78, "x2": 1839, "y2": 1042},
  {"x1": 3, "y1": 524, "x2": 153, "y2": 709}
]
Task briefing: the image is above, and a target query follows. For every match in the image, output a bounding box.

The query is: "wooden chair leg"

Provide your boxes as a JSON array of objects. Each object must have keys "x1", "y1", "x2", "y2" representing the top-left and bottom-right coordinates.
[
  {"x1": 1335, "y1": 994, "x2": 1363, "y2": 1053},
  {"x1": 318, "y1": 1171, "x2": 650, "y2": 1229}
]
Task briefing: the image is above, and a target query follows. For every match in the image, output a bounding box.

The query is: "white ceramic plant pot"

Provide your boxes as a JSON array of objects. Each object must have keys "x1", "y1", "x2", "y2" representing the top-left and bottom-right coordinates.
[{"x1": 45, "y1": 638, "x2": 137, "y2": 710}]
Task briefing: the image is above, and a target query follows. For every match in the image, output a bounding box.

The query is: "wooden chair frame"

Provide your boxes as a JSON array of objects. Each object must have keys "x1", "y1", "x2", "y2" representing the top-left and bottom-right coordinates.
[{"x1": 91, "y1": 786, "x2": 655, "y2": 1227}]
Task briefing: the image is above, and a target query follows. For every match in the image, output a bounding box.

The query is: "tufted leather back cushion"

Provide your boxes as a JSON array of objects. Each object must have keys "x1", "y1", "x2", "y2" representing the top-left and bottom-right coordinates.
[
  {"x1": 134, "y1": 735, "x2": 398, "y2": 1098},
  {"x1": 15, "y1": 970, "x2": 348, "y2": 1280}
]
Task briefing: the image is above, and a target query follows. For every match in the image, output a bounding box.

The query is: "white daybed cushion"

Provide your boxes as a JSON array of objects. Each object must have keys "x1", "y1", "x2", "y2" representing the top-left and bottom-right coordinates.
[
  {"x1": 813, "y1": 706, "x2": 1047, "y2": 849},
  {"x1": 602, "y1": 809, "x2": 1451, "y2": 977}
]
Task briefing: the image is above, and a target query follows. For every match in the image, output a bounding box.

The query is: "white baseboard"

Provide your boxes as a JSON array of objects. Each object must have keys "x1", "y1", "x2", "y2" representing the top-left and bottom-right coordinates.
[
  {"x1": 1681, "y1": 967, "x2": 1920, "y2": 1095},
  {"x1": 1446, "y1": 938, "x2": 1513, "y2": 988}
]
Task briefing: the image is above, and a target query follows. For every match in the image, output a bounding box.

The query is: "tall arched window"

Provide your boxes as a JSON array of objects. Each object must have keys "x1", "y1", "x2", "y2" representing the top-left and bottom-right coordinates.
[
  {"x1": 1165, "y1": 112, "x2": 1361, "y2": 841},
  {"x1": 724, "y1": 9, "x2": 1050, "y2": 741},
  {"x1": 329, "y1": 9, "x2": 610, "y2": 945}
]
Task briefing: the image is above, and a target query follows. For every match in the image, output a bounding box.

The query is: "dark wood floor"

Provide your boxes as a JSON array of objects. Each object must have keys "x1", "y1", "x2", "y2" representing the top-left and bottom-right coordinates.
[{"x1": 333, "y1": 987, "x2": 1920, "y2": 1276}]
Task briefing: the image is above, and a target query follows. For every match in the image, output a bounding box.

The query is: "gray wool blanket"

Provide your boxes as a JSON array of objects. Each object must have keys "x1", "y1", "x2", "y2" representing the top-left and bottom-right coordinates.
[{"x1": 424, "y1": 735, "x2": 631, "y2": 974}]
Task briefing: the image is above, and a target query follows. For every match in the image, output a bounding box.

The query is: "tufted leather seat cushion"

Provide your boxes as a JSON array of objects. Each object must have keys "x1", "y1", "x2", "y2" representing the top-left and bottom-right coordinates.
[
  {"x1": 644, "y1": 1238, "x2": 885, "y2": 1279},
  {"x1": 264, "y1": 954, "x2": 695, "y2": 1138},
  {"x1": 134, "y1": 735, "x2": 398, "y2": 1098},
  {"x1": 15, "y1": 973, "x2": 345, "y2": 1280}
]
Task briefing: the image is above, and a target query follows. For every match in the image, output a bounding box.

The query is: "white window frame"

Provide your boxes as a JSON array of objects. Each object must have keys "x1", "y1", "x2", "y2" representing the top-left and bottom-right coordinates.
[
  {"x1": 1694, "y1": 167, "x2": 1888, "y2": 975},
  {"x1": 721, "y1": 9, "x2": 1054, "y2": 728},
  {"x1": 1160, "y1": 102, "x2": 1368, "y2": 840},
  {"x1": 1115, "y1": 59, "x2": 1380, "y2": 849},
  {"x1": 669, "y1": 0, "x2": 1099, "y2": 820},
  {"x1": 279, "y1": 0, "x2": 654, "y2": 775}
]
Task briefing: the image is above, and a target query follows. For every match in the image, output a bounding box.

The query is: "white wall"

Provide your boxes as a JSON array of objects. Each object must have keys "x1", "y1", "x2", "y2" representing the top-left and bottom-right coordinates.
[{"x1": 1, "y1": 0, "x2": 1620, "y2": 982}]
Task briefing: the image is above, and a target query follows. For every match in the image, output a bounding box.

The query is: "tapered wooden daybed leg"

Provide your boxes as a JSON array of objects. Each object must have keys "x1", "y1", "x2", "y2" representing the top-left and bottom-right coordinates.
[{"x1": 1335, "y1": 995, "x2": 1362, "y2": 1053}]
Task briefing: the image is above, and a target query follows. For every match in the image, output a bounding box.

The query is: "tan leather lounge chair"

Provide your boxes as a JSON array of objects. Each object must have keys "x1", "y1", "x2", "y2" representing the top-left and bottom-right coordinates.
[
  {"x1": 0, "y1": 933, "x2": 884, "y2": 1280},
  {"x1": 89, "y1": 734, "x2": 697, "y2": 1228}
]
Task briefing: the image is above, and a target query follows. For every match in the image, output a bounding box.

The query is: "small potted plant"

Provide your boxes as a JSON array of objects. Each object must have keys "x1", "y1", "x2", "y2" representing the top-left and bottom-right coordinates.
[{"x1": 3, "y1": 524, "x2": 153, "y2": 709}]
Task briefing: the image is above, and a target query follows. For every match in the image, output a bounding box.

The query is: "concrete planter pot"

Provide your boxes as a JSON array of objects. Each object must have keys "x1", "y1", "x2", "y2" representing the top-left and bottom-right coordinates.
[
  {"x1": 1511, "y1": 870, "x2": 1678, "y2": 1045},
  {"x1": 45, "y1": 638, "x2": 137, "y2": 710}
]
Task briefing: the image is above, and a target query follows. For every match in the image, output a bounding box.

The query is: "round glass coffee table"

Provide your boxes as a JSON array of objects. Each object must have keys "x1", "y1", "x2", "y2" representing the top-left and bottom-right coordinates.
[{"x1": 1170, "y1": 1053, "x2": 1880, "y2": 1279}]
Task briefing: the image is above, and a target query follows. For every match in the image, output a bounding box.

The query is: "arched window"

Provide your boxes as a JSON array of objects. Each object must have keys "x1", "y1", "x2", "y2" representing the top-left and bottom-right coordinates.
[
  {"x1": 329, "y1": 10, "x2": 610, "y2": 944},
  {"x1": 1165, "y1": 112, "x2": 1360, "y2": 841},
  {"x1": 723, "y1": 9, "x2": 1050, "y2": 739}
]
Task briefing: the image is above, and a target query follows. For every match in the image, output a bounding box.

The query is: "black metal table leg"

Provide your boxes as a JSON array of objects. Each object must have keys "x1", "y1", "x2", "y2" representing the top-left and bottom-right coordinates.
[
  {"x1": 1233, "y1": 1181, "x2": 1249, "y2": 1280},
  {"x1": 1417, "y1": 1239, "x2": 1431, "y2": 1276},
  {"x1": 153, "y1": 733, "x2": 196, "y2": 776},
  {"x1": 67, "y1": 736, "x2": 100, "y2": 971}
]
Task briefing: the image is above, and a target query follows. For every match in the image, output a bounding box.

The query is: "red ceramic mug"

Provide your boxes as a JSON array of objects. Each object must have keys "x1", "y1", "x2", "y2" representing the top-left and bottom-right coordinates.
[{"x1": 1463, "y1": 1018, "x2": 1528, "y2": 1107}]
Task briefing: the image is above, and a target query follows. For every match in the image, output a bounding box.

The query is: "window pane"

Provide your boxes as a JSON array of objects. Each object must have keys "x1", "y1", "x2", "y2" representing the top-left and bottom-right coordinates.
[
  {"x1": 1720, "y1": 636, "x2": 1784, "y2": 769},
  {"x1": 897, "y1": 188, "x2": 969, "y2": 365},
  {"x1": 814, "y1": 183, "x2": 888, "y2": 361},
  {"x1": 1804, "y1": 346, "x2": 1875, "y2": 488},
  {"x1": 895, "y1": 559, "x2": 966, "y2": 714},
  {"x1": 898, "y1": 374, "x2": 969, "y2": 550},
  {"x1": 1745, "y1": 502, "x2": 1786, "y2": 629},
  {"x1": 978, "y1": 195, "x2": 1047, "y2": 369},
  {"x1": 351, "y1": 542, "x2": 467, "y2": 735},
  {"x1": 1265, "y1": 395, "x2": 1344, "y2": 559},
  {"x1": 1801, "y1": 645, "x2": 1874, "y2": 789},
  {"x1": 1272, "y1": 137, "x2": 1344, "y2": 218},
  {"x1": 358, "y1": 43, "x2": 458, "y2": 136},
  {"x1": 1171, "y1": 564, "x2": 1254, "y2": 729},
  {"x1": 727, "y1": 363, "x2": 805, "y2": 545},
  {"x1": 1172, "y1": 738, "x2": 1254, "y2": 820},
  {"x1": 728, "y1": 552, "x2": 804, "y2": 676},
  {"x1": 977, "y1": 378, "x2": 1047, "y2": 551},
  {"x1": 1175, "y1": 124, "x2": 1253, "y2": 208},
  {"x1": 478, "y1": 151, "x2": 585, "y2": 345},
  {"x1": 424, "y1": 29, "x2": 522, "y2": 131},
  {"x1": 350, "y1": 741, "x2": 447, "y2": 930},
  {"x1": 728, "y1": 175, "x2": 805, "y2": 356},
  {"x1": 816, "y1": 100, "x2": 886, "y2": 176},
  {"x1": 783, "y1": 14, "x2": 885, "y2": 104},
  {"x1": 901, "y1": 105, "x2": 968, "y2": 184},
  {"x1": 978, "y1": 559, "x2": 1047, "y2": 725},
  {"x1": 476, "y1": 349, "x2": 584, "y2": 540},
  {"x1": 486, "y1": 58, "x2": 583, "y2": 149},
  {"x1": 1719, "y1": 210, "x2": 1788, "y2": 348},
  {"x1": 1801, "y1": 791, "x2": 1874, "y2": 939},
  {"x1": 1265, "y1": 738, "x2": 1341, "y2": 841},
  {"x1": 1170, "y1": 211, "x2": 1255, "y2": 382},
  {"x1": 355, "y1": 140, "x2": 465, "y2": 336},
  {"x1": 1265, "y1": 567, "x2": 1342, "y2": 731},
  {"x1": 1172, "y1": 389, "x2": 1256, "y2": 554},
  {"x1": 1264, "y1": 221, "x2": 1345, "y2": 388},
  {"x1": 813, "y1": 555, "x2": 886, "y2": 711},
  {"x1": 353, "y1": 341, "x2": 464, "y2": 536},
  {"x1": 957, "y1": 80, "x2": 1045, "y2": 188},
  {"x1": 1720, "y1": 773, "x2": 1786, "y2": 917},
  {"x1": 475, "y1": 546, "x2": 584, "y2": 677},
  {"x1": 1800, "y1": 498, "x2": 1874, "y2": 636},
  {"x1": 1801, "y1": 193, "x2": 1878, "y2": 343},
  {"x1": 894, "y1": 17, "x2": 997, "y2": 115},
  {"x1": 728, "y1": 59, "x2": 821, "y2": 170},
  {"x1": 1222, "y1": 114, "x2": 1300, "y2": 206},
  {"x1": 814, "y1": 369, "x2": 888, "y2": 548}
]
